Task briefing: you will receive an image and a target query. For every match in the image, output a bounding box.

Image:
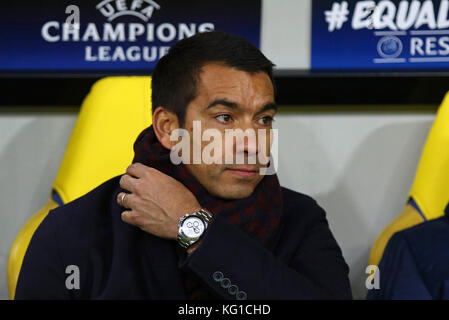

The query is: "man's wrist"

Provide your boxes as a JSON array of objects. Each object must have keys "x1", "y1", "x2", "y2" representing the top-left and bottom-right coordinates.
[{"x1": 186, "y1": 240, "x2": 202, "y2": 254}]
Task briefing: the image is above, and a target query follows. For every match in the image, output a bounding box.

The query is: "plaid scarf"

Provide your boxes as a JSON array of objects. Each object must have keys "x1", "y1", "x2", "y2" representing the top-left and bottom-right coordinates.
[{"x1": 132, "y1": 125, "x2": 283, "y2": 299}]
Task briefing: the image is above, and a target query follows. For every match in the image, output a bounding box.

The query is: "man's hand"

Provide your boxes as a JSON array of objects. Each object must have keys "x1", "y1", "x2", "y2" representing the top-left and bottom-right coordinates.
[{"x1": 117, "y1": 163, "x2": 202, "y2": 240}]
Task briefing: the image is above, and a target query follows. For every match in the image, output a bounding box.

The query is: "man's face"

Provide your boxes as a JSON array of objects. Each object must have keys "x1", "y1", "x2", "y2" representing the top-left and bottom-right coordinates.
[{"x1": 181, "y1": 63, "x2": 276, "y2": 199}]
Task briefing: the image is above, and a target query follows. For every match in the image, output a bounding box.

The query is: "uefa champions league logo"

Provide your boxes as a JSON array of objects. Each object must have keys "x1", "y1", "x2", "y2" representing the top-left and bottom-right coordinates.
[
  {"x1": 96, "y1": 0, "x2": 161, "y2": 22},
  {"x1": 377, "y1": 36, "x2": 403, "y2": 59},
  {"x1": 42, "y1": 1, "x2": 214, "y2": 63}
]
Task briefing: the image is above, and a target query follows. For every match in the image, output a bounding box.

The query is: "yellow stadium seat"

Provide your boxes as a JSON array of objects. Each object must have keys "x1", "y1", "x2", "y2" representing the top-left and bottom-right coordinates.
[
  {"x1": 7, "y1": 76, "x2": 152, "y2": 299},
  {"x1": 369, "y1": 91, "x2": 449, "y2": 267}
]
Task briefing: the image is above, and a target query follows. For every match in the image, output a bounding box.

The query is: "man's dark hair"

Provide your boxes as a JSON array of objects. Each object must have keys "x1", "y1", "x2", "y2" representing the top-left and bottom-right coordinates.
[{"x1": 151, "y1": 31, "x2": 275, "y2": 126}]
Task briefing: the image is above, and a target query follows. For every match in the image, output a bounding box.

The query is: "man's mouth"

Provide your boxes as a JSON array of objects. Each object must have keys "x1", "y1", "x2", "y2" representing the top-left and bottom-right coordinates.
[{"x1": 225, "y1": 166, "x2": 259, "y2": 177}]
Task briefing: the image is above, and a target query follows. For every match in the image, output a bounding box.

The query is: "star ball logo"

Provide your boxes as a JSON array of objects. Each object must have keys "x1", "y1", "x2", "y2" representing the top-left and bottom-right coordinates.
[
  {"x1": 377, "y1": 35, "x2": 403, "y2": 59},
  {"x1": 41, "y1": 1, "x2": 215, "y2": 63},
  {"x1": 323, "y1": 1, "x2": 449, "y2": 64}
]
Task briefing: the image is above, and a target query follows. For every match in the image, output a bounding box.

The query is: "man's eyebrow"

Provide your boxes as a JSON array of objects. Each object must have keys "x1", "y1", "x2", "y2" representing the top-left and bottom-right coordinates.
[
  {"x1": 206, "y1": 99, "x2": 277, "y2": 113},
  {"x1": 206, "y1": 99, "x2": 239, "y2": 110},
  {"x1": 258, "y1": 102, "x2": 277, "y2": 113}
]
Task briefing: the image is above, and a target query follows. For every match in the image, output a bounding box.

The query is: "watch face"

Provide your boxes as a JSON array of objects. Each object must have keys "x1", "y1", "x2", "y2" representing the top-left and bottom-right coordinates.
[{"x1": 181, "y1": 216, "x2": 205, "y2": 238}]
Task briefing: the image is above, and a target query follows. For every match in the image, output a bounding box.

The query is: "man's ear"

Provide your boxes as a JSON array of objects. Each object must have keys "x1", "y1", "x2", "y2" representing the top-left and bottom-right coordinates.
[{"x1": 152, "y1": 106, "x2": 180, "y2": 150}]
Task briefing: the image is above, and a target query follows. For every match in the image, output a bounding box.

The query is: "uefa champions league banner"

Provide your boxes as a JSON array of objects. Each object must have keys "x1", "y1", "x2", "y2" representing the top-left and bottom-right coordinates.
[
  {"x1": 0, "y1": 0, "x2": 261, "y2": 73},
  {"x1": 312, "y1": 0, "x2": 449, "y2": 70}
]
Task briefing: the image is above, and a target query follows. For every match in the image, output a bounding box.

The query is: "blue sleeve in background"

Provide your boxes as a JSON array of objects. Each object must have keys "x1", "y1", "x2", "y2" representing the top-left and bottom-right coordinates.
[{"x1": 367, "y1": 232, "x2": 432, "y2": 300}]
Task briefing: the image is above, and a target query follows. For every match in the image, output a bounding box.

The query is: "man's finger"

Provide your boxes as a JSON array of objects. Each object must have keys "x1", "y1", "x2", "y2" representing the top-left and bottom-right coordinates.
[
  {"x1": 121, "y1": 210, "x2": 137, "y2": 225},
  {"x1": 126, "y1": 163, "x2": 149, "y2": 178},
  {"x1": 117, "y1": 192, "x2": 137, "y2": 209},
  {"x1": 119, "y1": 174, "x2": 138, "y2": 193}
]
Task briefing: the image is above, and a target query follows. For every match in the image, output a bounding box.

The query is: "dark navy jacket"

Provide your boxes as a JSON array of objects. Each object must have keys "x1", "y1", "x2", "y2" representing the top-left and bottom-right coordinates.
[
  {"x1": 367, "y1": 203, "x2": 449, "y2": 300},
  {"x1": 15, "y1": 175, "x2": 352, "y2": 300}
]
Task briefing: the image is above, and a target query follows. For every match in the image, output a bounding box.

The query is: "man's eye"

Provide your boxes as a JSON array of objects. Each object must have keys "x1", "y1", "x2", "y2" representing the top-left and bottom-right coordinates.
[
  {"x1": 216, "y1": 114, "x2": 232, "y2": 123},
  {"x1": 258, "y1": 116, "x2": 274, "y2": 126}
]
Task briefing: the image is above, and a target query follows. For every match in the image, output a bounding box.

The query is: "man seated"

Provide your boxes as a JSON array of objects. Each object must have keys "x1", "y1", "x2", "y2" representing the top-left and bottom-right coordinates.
[
  {"x1": 15, "y1": 31, "x2": 352, "y2": 300},
  {"x1": 367, "y1": 202, "x2": 449, "y2": 299}
]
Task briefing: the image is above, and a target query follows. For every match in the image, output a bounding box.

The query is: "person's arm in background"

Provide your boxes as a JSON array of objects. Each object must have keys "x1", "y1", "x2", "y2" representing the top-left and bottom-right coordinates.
[{"x1": 366, "y1": 232, "x2": 432, "y2": 300}]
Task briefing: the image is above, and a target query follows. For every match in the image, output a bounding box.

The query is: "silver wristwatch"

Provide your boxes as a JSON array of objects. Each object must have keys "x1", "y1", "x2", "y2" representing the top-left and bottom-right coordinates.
[{"x1": 177, "y1": 209, "x2": 212, "y2": 249}]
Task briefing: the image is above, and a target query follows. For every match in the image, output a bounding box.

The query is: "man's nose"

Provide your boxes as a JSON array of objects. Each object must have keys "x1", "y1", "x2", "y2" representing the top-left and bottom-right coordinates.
[{"x1": 234, "y1": 123, "x2": 258, "y2": 156}]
